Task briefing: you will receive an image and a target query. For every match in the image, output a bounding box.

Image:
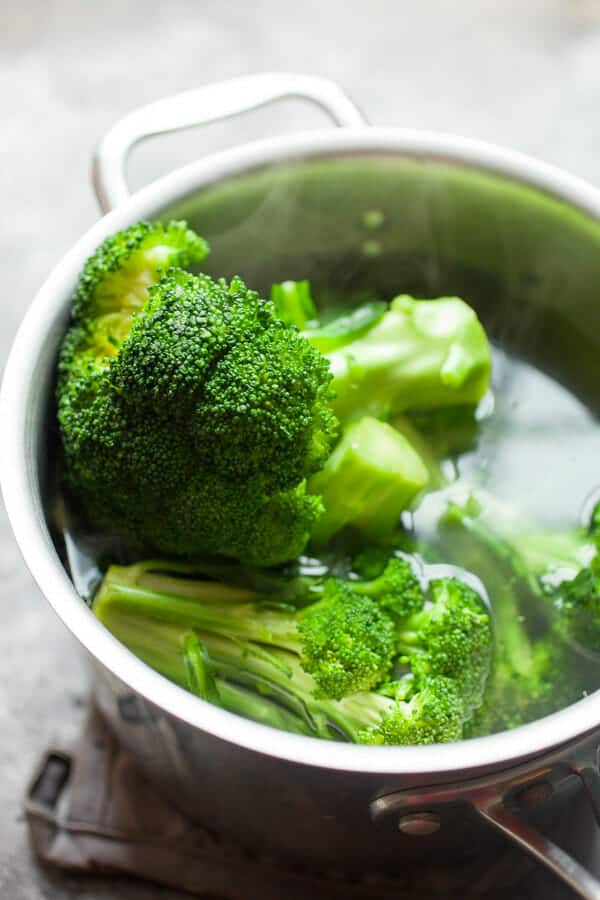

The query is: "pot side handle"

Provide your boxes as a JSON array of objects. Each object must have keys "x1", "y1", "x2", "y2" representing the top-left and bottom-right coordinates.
[
  {"x1": 371, "y1": 739, "x2": 600, "y2": 900},
  {"x1": 472, "y1": 785, "x2": 600, "y2": 900},
  {"x1": 92, "y1": 73, "x2": 366, "y2": 212}
]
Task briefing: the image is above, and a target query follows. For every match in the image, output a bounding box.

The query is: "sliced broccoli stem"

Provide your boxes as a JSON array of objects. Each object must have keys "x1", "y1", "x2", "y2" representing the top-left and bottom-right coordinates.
[
  {"x1": 325, "y1": 295, "x2": 491, "y2": 422},
  {"x1": 308, "y1": 416, "x2": 429, "y2": 546}
]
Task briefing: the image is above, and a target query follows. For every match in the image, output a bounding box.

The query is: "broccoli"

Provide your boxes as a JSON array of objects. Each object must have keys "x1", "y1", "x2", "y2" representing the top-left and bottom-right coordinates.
[
  {"x1": 357, "y1": 676, "x2": 465, "y2": 745},
  {"x1": 443, "y1": 493, "x2": 600, "y2": 656},
  {"x1": 403, "y1": 405, "x2": 481, "y2": 461},
  {"x1": 395, "y1": 577, "x2": 492, "y2": 717},
  {"x1": 93, "y1": 559, "x2": 490, "y2": 744},
  {"x1": 307, "y1": 416, "x2": 430, "y2": 546},
  {"x1": 58, "y1": 232, "x2": 493, "y2": 567},
  {"x1": 317, "y1": 294, "x2": 491, "y2": 422},
  {"x1": 58, "y1": 232, "x2": 338, "y2": 565},
  {"x1": 270, "y1": 280, "x2": 317, "y2": 329},
  {"x1": 71, "y1": 220, "x2": 208, "y2": 321},
  {"x1": 94, "y1": 562, "x2": 397, "y2": 700},
  {"x1": 301, "y1": 300, "x2": 388, "y2": 352},
  {"x1": 349, "y1": 555, "x2": 426, "y2": 620},
  {"x1": 433, "y1": 495, "x2": 595, "y2": 735}
]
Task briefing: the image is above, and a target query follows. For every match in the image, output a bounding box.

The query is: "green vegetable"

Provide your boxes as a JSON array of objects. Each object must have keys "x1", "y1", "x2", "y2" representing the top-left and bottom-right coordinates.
[
  {"x1": 324, "y1": 294, "x2": 491, "y2": 422},
  {"x1": 57, "y1": 226, "x2": 338, "y2": 565},
  {"x1": 270, "y1": 280, "x2": 317, "y2": 329},
  {"x1": 93, "y1": 558, "x2": 491, "y2": 744},
  {"x1": 72, "y1": 220, "x2": 208, "y2": 321},
  {"x1": 308, "y1": 416, "x2": 430, "y2": 545},
  {"x1": 395, "y1": 577, "x2": 493, "y2": 718},
  {"x1": 302, "y1": 301, "x2": 387, "y2": 352},
  {"x1": 349, "y1": 555, "x2": 426, "y2": 620},
  {"x1": 94, "y1": 562, "x2": 397, "y2": 700},
  {"x1": 404, "y1": 405, "x2": 481, "y2": 461},
  {"x1": 434, "y1": 495, "x2": 595, "y2": 735}
]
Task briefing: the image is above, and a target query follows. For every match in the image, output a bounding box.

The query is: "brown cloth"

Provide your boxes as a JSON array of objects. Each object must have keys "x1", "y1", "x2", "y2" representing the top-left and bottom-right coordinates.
[{"x1": 25, "y1": 707, "x2": 534, "y2": 899}]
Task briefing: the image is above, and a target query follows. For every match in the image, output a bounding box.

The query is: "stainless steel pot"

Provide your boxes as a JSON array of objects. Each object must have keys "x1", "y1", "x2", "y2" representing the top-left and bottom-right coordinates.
[{"x1": 4, "y1": 72, "x2": 600, "y2": 898}]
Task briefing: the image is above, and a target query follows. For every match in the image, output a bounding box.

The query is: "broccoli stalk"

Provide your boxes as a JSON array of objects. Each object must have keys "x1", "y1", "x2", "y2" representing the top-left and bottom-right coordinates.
[
  {"x1": 319, "y1": 294, "x2": 491, "y2": 422},
  {"x1": 93, "y1": 559, "x2": 490, "y2": 745},
  {"x1": 308, "y1": 416, "x2": 430, "y2": 546},
  {"x1": 270, "y1": 280, "x2": 317, "y2": 329}
]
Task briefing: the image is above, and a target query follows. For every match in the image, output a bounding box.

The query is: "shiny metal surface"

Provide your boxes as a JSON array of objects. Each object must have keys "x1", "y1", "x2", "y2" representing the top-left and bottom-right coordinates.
[
  {"x1": 93, "y1": 72, "x2": 367, "y2": 212},
  {"x1": 4, "y1": 74, "x2": 600, "y2": 891}
]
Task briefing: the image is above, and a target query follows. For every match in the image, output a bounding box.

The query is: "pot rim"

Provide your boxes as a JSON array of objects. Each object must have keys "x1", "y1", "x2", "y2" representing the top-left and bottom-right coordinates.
[{"x1": 3, "y1": 126, "x2": 600, "y2": 776}]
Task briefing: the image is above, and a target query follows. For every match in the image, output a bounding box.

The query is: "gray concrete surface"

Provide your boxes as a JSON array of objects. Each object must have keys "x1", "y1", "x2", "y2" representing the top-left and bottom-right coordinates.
[{"x1": 2, "y1": 1, "x2": 600, "y2": 897}]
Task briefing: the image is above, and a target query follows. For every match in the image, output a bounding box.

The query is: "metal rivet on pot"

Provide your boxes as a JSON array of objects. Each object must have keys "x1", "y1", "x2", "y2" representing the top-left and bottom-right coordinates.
[{"x1": 397, "y1": 812, "x2": 441, "y2": 835}]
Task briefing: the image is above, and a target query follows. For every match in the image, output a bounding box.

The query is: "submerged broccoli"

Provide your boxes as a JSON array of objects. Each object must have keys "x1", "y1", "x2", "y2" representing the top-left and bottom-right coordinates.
[
  {"x1": 434, "y1": 495, "x2": 596, "y2": 735},
  {"x1": 93, "y1": 558, "x2": 491, "y2": 744},
  {"x1": 349, "y1": 555, "x2": 426, "y2": 620},
  {"x1": 58, "y1": 229, "x2": 337, "y2": 565},
  {"x1": 94, "y1": 561, "x2": 397, "y2": 700},
  {"x1": 311, "y1": 294, "x2": 491, "y2": 422},
  {"x1": 301, "y1": 300, "x2": 388, "y2": 353},
  {"x1": 444, "y1": 493, "x2": 600, "y2": 656},
  {"x1": 395, "y1": 577, "x2": 492, "y2": 717}
]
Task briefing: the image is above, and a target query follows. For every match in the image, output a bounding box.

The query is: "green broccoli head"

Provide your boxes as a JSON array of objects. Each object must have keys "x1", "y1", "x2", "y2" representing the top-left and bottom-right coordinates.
[
  {"x1": 397, "y1": 577, "x2": 492, "y2": 717},
  {"x1": 58, "y1": 235, "x2": 338, "y2": 565},
  {"x1": 350, "y1": 556, "x2": 426, "y2": 620},
  {"x1": 72, "y1": 221, "x2": 208, "y2": 321},
  {"x1": 359, "y1": 676, "x2": 464, "y2": 745},
  {"x1": 465, "y1": 639, "x2": 584, "y2": 737},
  {"x1": 555, "y1": 564, "x2": 600, "y2": 655},
  {"x1": 298, "y1": 579, "x2": 395, "y2": 700}
]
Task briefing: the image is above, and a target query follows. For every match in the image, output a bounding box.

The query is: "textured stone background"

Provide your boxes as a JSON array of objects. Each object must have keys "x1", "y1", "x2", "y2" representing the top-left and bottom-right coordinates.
[{"x1": 2, "y1": 1, "x2": 600, "y2": 897}]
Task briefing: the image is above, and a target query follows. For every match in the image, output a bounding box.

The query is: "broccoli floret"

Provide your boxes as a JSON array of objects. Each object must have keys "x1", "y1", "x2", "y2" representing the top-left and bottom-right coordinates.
[
  {"x1": 557, "y1": 564, "x2": 600, "y2": 654},
  {"x1": 308, "y1": 416, "x2": 430, "y2": 546},
  {"x1": 350, "y1": 556, "x2": 426, "y2": 620},
  {"x1": 72, "y1": 220, "x2": 208, "y2": 321},
  {"x1": 270, "y1": 280, "x2": 317, "y2": 329},
  {"x1": 396, "y1": 577, "x2": 492, "y2": 716},
  {"x1": 321, "y1": 294, "x2": 491, "y2": 422},
  {"x1": 58, "y1": 254, "x2": 337, "y2": 565},
  {"x1": 93, "y1": 560, "x2": 484, "y2": 744},
  {"x1": 297, "y1": 579, "x2": 395, "y2": 699},
  {"x1": 358, "y1": 676, "x2": 464, "y2": 745}
]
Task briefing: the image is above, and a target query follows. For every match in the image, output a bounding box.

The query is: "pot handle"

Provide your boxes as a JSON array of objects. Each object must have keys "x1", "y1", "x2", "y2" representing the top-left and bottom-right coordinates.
[
  {"x1": 370, "y1": 740, "x2": 600, "y2": 900},
  {"x1": 92, "y1": 72, "x2": 366, "y2": 212},
  {"x1": 472, "y1": 784, "x2": 600, "y2": 900}
]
